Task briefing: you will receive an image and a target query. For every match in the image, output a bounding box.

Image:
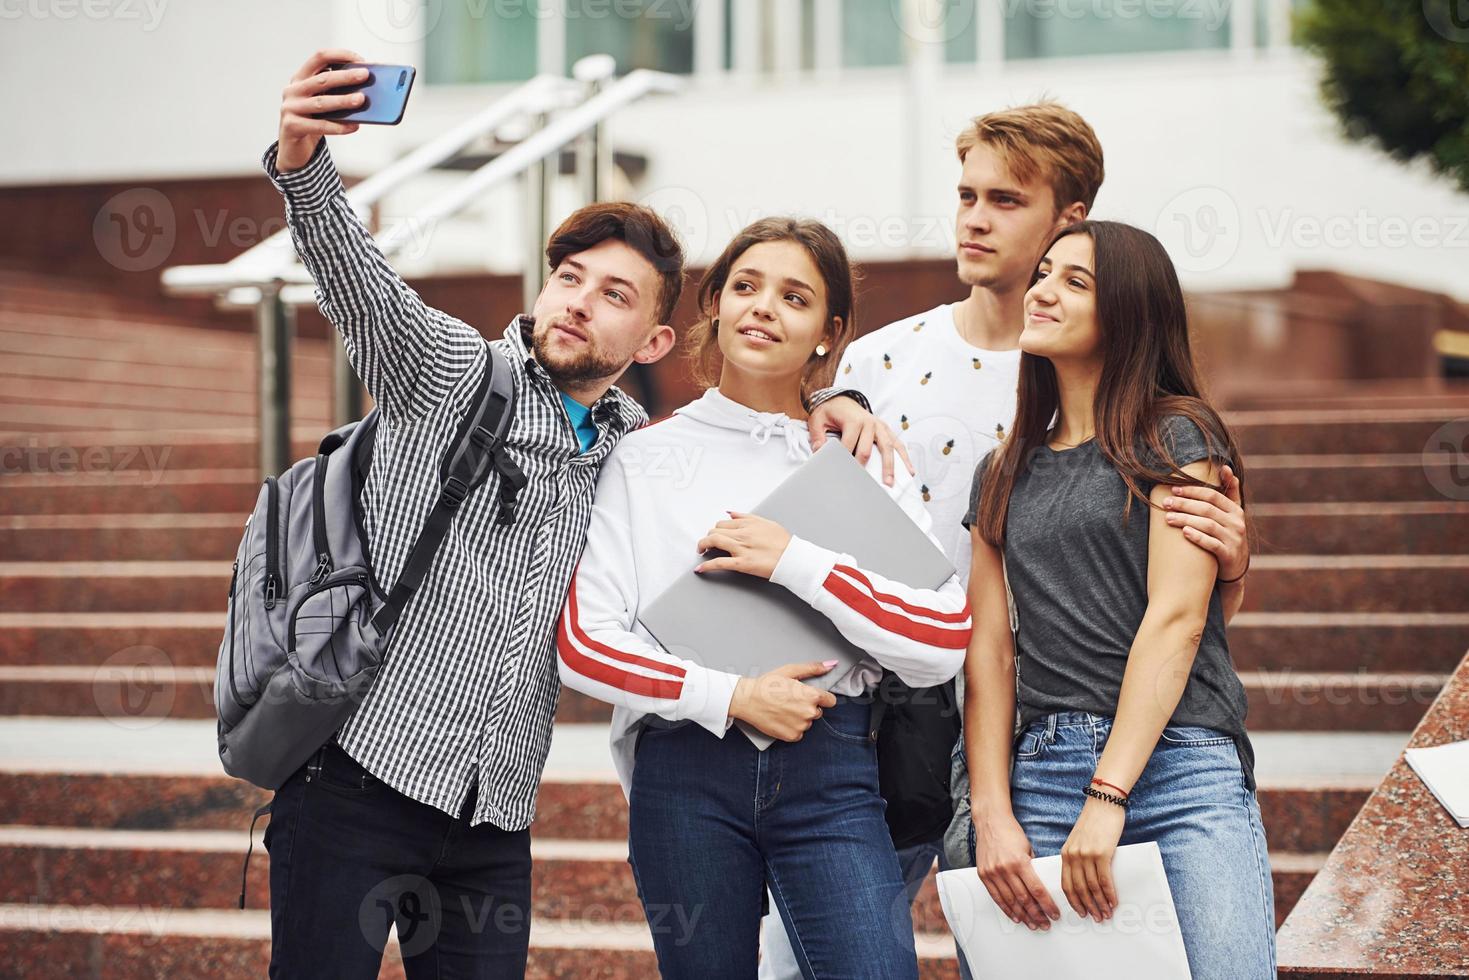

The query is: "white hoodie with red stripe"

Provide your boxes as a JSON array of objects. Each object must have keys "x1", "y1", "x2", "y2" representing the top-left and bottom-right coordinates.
[{"x1": 557, "y1": 387, "x2": 971, "y2": 794}]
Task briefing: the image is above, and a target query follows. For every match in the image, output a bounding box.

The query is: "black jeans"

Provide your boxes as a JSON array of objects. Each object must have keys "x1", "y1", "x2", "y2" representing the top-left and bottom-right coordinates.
[{"x1": 265, "y1": 739, "x2": 532, "y2": 979}]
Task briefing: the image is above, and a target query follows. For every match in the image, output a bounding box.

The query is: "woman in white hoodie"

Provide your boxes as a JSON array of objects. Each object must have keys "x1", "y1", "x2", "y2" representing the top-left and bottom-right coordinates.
[{"x1": 556, "y1": 218, "x2": 972, "y2": 979}]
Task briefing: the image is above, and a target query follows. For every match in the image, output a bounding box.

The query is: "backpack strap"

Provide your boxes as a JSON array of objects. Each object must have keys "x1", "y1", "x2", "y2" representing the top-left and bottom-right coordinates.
[{"x1": 370, "y1": 344, "x2": 525, "y2": 636}]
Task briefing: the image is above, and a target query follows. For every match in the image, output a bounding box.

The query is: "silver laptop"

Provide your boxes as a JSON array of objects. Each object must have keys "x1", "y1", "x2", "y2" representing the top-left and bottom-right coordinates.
[{"x1": 638, "y1": 441, "x2": 957, "y2": 701}]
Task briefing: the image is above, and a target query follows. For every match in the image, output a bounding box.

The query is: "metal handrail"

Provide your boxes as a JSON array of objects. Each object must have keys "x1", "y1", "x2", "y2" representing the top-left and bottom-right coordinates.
[{"x1": 161, "y1": 72, "x2": 583, "y2": 296}]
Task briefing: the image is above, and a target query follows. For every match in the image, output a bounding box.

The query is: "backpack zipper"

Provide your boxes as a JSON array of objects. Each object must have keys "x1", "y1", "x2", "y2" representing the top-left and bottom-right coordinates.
[
  {"x1": 287, "y1": 572, "x2": 371, "y2": 653},
  {"x1": 225, "y1": 557, "x2": 250, "y2": 710},
  {"x1": 309, "y1": 453, "x2": 333, "y2": 585},
  {"x1": 262, "y1": 476, "x2": 281, "y2": 609}
]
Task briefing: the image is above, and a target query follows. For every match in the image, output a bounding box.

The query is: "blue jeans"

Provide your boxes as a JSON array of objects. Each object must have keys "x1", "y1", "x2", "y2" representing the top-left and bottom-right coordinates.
[
  {"x1": 1008, "y1": 712, "x2": 1276, "y2": 980},
  {"x1": 264, "y1": 740, "x2": 532, "y2": 979},
  {"x1": 627, "y1": 698, "x2": 918, "y2": 979},
  {"x1": 758, "y1": 840, "x2": 975, "y2": 980}
]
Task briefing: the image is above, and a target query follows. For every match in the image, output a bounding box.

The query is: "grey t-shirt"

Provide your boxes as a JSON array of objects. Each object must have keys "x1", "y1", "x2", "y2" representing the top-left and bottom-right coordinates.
[{"x1": 962, "y1": 415, "x2": 1256, "y2": 789}]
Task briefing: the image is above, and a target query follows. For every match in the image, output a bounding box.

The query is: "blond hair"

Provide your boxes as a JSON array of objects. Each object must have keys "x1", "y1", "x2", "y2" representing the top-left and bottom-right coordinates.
[{"x1": 956, "y1": 101, "x2": 1105, "y2": 214}]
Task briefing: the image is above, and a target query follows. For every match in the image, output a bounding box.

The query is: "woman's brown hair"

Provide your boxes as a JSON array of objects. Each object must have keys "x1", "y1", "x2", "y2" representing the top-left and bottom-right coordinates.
[
  {"x1": 971, "y1": 219, "x2": 1248, "y2": 546},
  {"x1": 682, "y1": 217, "x2": 858, "y2": 407}
]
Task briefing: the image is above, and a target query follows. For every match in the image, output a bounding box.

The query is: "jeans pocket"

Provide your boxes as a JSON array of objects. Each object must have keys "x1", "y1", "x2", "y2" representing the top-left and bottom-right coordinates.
[
  {"x1": 817, "y1": 700, "x2": 875, "y2": 744},
  {"x1": 312, "y1": 744, "x2": 383, "y2": 797},
  {"x1": 1159, "y1": 724, "x2": 1234, "y2": 747},
  {"x1": 1013, "y1": 730, "x2": 1045, "y2": 760}
]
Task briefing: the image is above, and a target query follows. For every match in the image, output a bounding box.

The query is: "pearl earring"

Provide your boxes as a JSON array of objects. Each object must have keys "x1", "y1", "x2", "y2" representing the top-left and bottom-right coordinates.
[{"x1": 815, "y1": 344, "x2": 828, "y2": 357}]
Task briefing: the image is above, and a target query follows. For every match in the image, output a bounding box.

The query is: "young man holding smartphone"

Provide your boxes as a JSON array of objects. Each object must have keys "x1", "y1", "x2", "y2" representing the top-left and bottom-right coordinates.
[
  {"x1": 261, "y1": 49, "x2": 894, "y2": 978},
  {"x1": 759, "y1": 102, "x2": 1252, "y2": 980}
]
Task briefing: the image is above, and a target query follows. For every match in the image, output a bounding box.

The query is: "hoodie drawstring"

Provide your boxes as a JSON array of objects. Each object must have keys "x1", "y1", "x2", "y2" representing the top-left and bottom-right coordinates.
[{"x1": 748, "y1": 415, "x2": 810, "y2": 463}]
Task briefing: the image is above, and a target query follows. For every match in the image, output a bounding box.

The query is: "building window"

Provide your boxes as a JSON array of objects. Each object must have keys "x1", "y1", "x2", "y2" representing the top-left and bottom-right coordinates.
[
  {"x1": 424, "y1": 3, "x2": 539, "y2": 84},
  {"x1": 1003, "y1": 3, "x2": 1232, "y2": 59},
  {"x1": 565, "y1": 0, "x2": 696, "y2": 74}
]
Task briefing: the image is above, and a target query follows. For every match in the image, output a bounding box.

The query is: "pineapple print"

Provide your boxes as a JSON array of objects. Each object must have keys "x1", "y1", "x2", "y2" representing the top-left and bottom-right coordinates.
[
  {"x1": 843, "y1": 363, "x2": 852, "y2": 375},
  {"x1": 995, "y1": 423, "x2": 1006, "y2": 440},
  {"x1": 942, "y1": 439, "x2": 955, "y2": 456},
  {"x1": 920, "y1": 371, "x2": 932, "y2": 386},
  {"x1": 883, "y1": 354, "x2": 893, "y2": 370},
  {"x1": 972, "y1": 358, "x2": 982, "y2": 370},
  {"x1": 900, "y1": 414, "x2": 910, "y2": 431},
  {"x1": 921, "y1": 484, "x2": 931, "y2": 503},
  {"x1": 913, "y1": 321, "x2": 925, "y2": 332}
]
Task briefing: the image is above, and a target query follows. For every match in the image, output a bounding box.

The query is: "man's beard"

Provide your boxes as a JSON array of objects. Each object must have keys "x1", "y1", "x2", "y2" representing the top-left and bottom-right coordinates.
[{"x1": 531, "y1": 315, "x2": 628, "y2": 386}]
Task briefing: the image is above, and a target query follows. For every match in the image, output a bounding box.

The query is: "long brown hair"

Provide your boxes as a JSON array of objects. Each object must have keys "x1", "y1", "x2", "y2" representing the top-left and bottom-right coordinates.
[
  {"x1": 682, "y1": 217, "x2": 858, "y2": 407},
  {"x1": 971, "y1": 220, "x2": 1248, "y2": 546}
]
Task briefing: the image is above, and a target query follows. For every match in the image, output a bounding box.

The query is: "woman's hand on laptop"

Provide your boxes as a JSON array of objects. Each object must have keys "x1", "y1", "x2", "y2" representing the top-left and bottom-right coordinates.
[
  {"x1": 695, "y1": 512, "x2": 792, "y2": 580},
  {"x1": 728, "y1": 662, "x2": 840, "y2": 742}
]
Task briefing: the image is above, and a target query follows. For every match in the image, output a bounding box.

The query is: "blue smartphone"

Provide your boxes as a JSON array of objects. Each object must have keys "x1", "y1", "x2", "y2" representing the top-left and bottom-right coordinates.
[{"x1": 320, "y1": 63, "x2": 416, "y2": 125}]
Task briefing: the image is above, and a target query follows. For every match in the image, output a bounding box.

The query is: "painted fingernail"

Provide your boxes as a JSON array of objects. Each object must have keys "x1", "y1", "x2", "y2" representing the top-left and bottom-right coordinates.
[{"x1": 822, "y1": 659, "x2": 839, "y2": 668}]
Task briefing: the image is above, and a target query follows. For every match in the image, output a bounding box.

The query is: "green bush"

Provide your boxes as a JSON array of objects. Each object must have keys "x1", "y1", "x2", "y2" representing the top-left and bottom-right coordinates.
[{"x1": 1297, "y1": 0, "x2": 1469, "y2": 193}]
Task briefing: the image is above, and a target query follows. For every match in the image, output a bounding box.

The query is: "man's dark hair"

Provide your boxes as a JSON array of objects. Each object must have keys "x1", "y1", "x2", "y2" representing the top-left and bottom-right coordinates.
[{"x1": 545, "y1": 202, "x2": 686, "y2": 324}]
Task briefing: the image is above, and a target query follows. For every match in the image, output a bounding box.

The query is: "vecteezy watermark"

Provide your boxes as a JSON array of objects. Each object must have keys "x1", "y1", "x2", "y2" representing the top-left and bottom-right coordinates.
[
  {"x1": 722, "y1": 206, "x2": 955, "y2": 253},
  {"x1": 890, "y1": 0, "x2": 978, "y2": 44},
  {"x1": 0, "y1": 0, "x2": 168, "y2": 30},
  {"x1": 93, "y1": 189, "x2": 440, "y2": 273},
  {"x1": 637, "y1": 185, "x2": 711, "y2": 261},
  {"x1": 1423, "y1": 418, "x2": 1469, "y2": 502},
  {"x1": 1154, "y1": 187, "x2": 1242, "y2": 274},
  {"x1": 616, "y1": 444, "x2": 704, "y2": 490},
  {"x1": 93, "y1": 646, "x2": 177, "y2": 730},
  {"x1": 0, "y1": 902, "x2": 176, "y2": 934},
  {"x1": 1, "y1": 438, "x2": 173, "y2": 484},
  {"x1": 1424, "y1": 0, "x2": 1469, "y2": 43},
  {"x1": 93, "y1": 189, "x2": 176, "y2": 274},
  {"x1": 1157, "y1": 189, "x2": 1469, "y2": 273}
]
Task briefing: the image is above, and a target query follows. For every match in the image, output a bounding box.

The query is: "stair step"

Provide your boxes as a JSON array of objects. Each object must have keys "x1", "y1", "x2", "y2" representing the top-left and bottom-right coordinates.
[
  {"x1": 0, "y1": 904, "x2": 682, "y2": 980},
  {"x1": 1228, "y1": 408, "x2": 1467, "y2": 456},
  {"x1": 0, "y1": 766, "x2": 1368, "y2": 856},
  {"x1": 0, "y1": 429, "x2": 321, "y2": 474},
  {"x1": 0, "y1": 375, "x2": 332, "y2": 420},
  {"x1": 6, "y1": 555, "x2": 1464, "y2": 614},
  {"x1": 0, "y1": 660, "x2": 1449, "y2": 731},
  {"x1": 0, "y1": 824, "x2": 1322, "y2": 940},
  {"x1": 1252, "y1": 502, "x2": 1469, "y2": 554},
  {"x1": 1226, "y1": 612, "x2": 1469, "y2": 673},
  {"x1": 1238, "y1": 555, "x2": 1469, "y2": 613},
  {"x1": 0, "y1": 326, "x2": 331, "y2": 374},
  {"x1": 0, "y1": 515, "x2": 244, "y2": 562},
  {"x1": 3, "y1": 502, "x2": 1465, "y2": 563},
  {"x1": 1248, "y1": 453, "x2": 1465, "y2": 504},
  {"x1": 5, "y1": 608, "x2": 1464, "y2": 676},
  {"x1": 0, "y1": 665, "x2": 606, "y2": 727}
]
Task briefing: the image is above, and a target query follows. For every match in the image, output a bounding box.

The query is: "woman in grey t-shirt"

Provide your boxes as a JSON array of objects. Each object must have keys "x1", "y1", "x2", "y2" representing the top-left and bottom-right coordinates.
[{"x1": 959, "y1": 220, "x2": 1274, "y2": 978}]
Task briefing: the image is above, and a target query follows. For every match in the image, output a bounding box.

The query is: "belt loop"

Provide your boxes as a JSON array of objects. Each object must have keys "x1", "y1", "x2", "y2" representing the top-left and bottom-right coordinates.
[{"x1": 1044, "y1": 713, "x2": 1058, "y2": 743}]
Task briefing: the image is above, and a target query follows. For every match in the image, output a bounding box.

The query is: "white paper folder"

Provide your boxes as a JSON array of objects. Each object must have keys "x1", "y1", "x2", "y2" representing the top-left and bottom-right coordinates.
[{"x1": 936, "y1": 842, "x2": 1192, "y2": 979}]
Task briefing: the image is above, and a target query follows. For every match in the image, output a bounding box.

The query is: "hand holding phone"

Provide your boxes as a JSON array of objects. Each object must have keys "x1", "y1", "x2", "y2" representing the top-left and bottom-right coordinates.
[
  {"x1": 277, "y1": 49, "x2": 368, "y2": 172},
  {"x1": 319, "y1": 63, "x2": 416, "y2": 125}
]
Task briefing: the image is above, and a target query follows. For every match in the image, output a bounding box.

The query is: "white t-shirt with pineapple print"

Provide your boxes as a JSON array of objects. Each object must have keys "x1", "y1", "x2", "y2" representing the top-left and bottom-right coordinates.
[{"x1": 836, "y1": 302, "x2": 1022, "y2": 586}]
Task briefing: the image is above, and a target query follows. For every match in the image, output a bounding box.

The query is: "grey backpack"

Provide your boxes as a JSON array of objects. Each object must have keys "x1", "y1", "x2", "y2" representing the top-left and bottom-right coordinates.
[{"x1": 215, "y1": 342, "x2": 525, "y2": 794}]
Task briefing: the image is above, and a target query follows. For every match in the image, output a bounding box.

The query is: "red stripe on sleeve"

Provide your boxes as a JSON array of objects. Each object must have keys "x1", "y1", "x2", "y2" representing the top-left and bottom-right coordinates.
[
  {"x1": 555, "y1": 575, "x2": 686, "y2": 700},
  {"x1": 832, "y1": 565, "x2": 972, "y2": 624},
  {"x1": 822, "y1": 573, "x2": 971, "y2": 649}
]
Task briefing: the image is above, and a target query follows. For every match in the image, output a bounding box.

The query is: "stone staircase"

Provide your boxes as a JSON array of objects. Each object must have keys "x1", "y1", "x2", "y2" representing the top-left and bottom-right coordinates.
[{"x1": 2, "y1": 272, "x2": 1467, "y2": 977}]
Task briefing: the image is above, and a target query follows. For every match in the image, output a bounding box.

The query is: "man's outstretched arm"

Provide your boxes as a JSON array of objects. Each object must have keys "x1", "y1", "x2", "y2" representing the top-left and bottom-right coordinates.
[{"x1": 268, "y1": 48, "x2": 483, "y2": 423}]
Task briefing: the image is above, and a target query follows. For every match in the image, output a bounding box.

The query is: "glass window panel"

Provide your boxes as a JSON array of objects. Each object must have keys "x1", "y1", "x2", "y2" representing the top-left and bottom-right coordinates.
[
  {"x1": 843, "y1": 0, "x2": 904, "y2": 67},
  {"x1": 1004, "y1": 1, "x2": 1231, "y2": 60},
  {"x1": 424, "y1": 3, "x2": 537, "y2": 84},
  {"x1": 566, "y1": 0, "x2": 696, "y2": 74}
]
